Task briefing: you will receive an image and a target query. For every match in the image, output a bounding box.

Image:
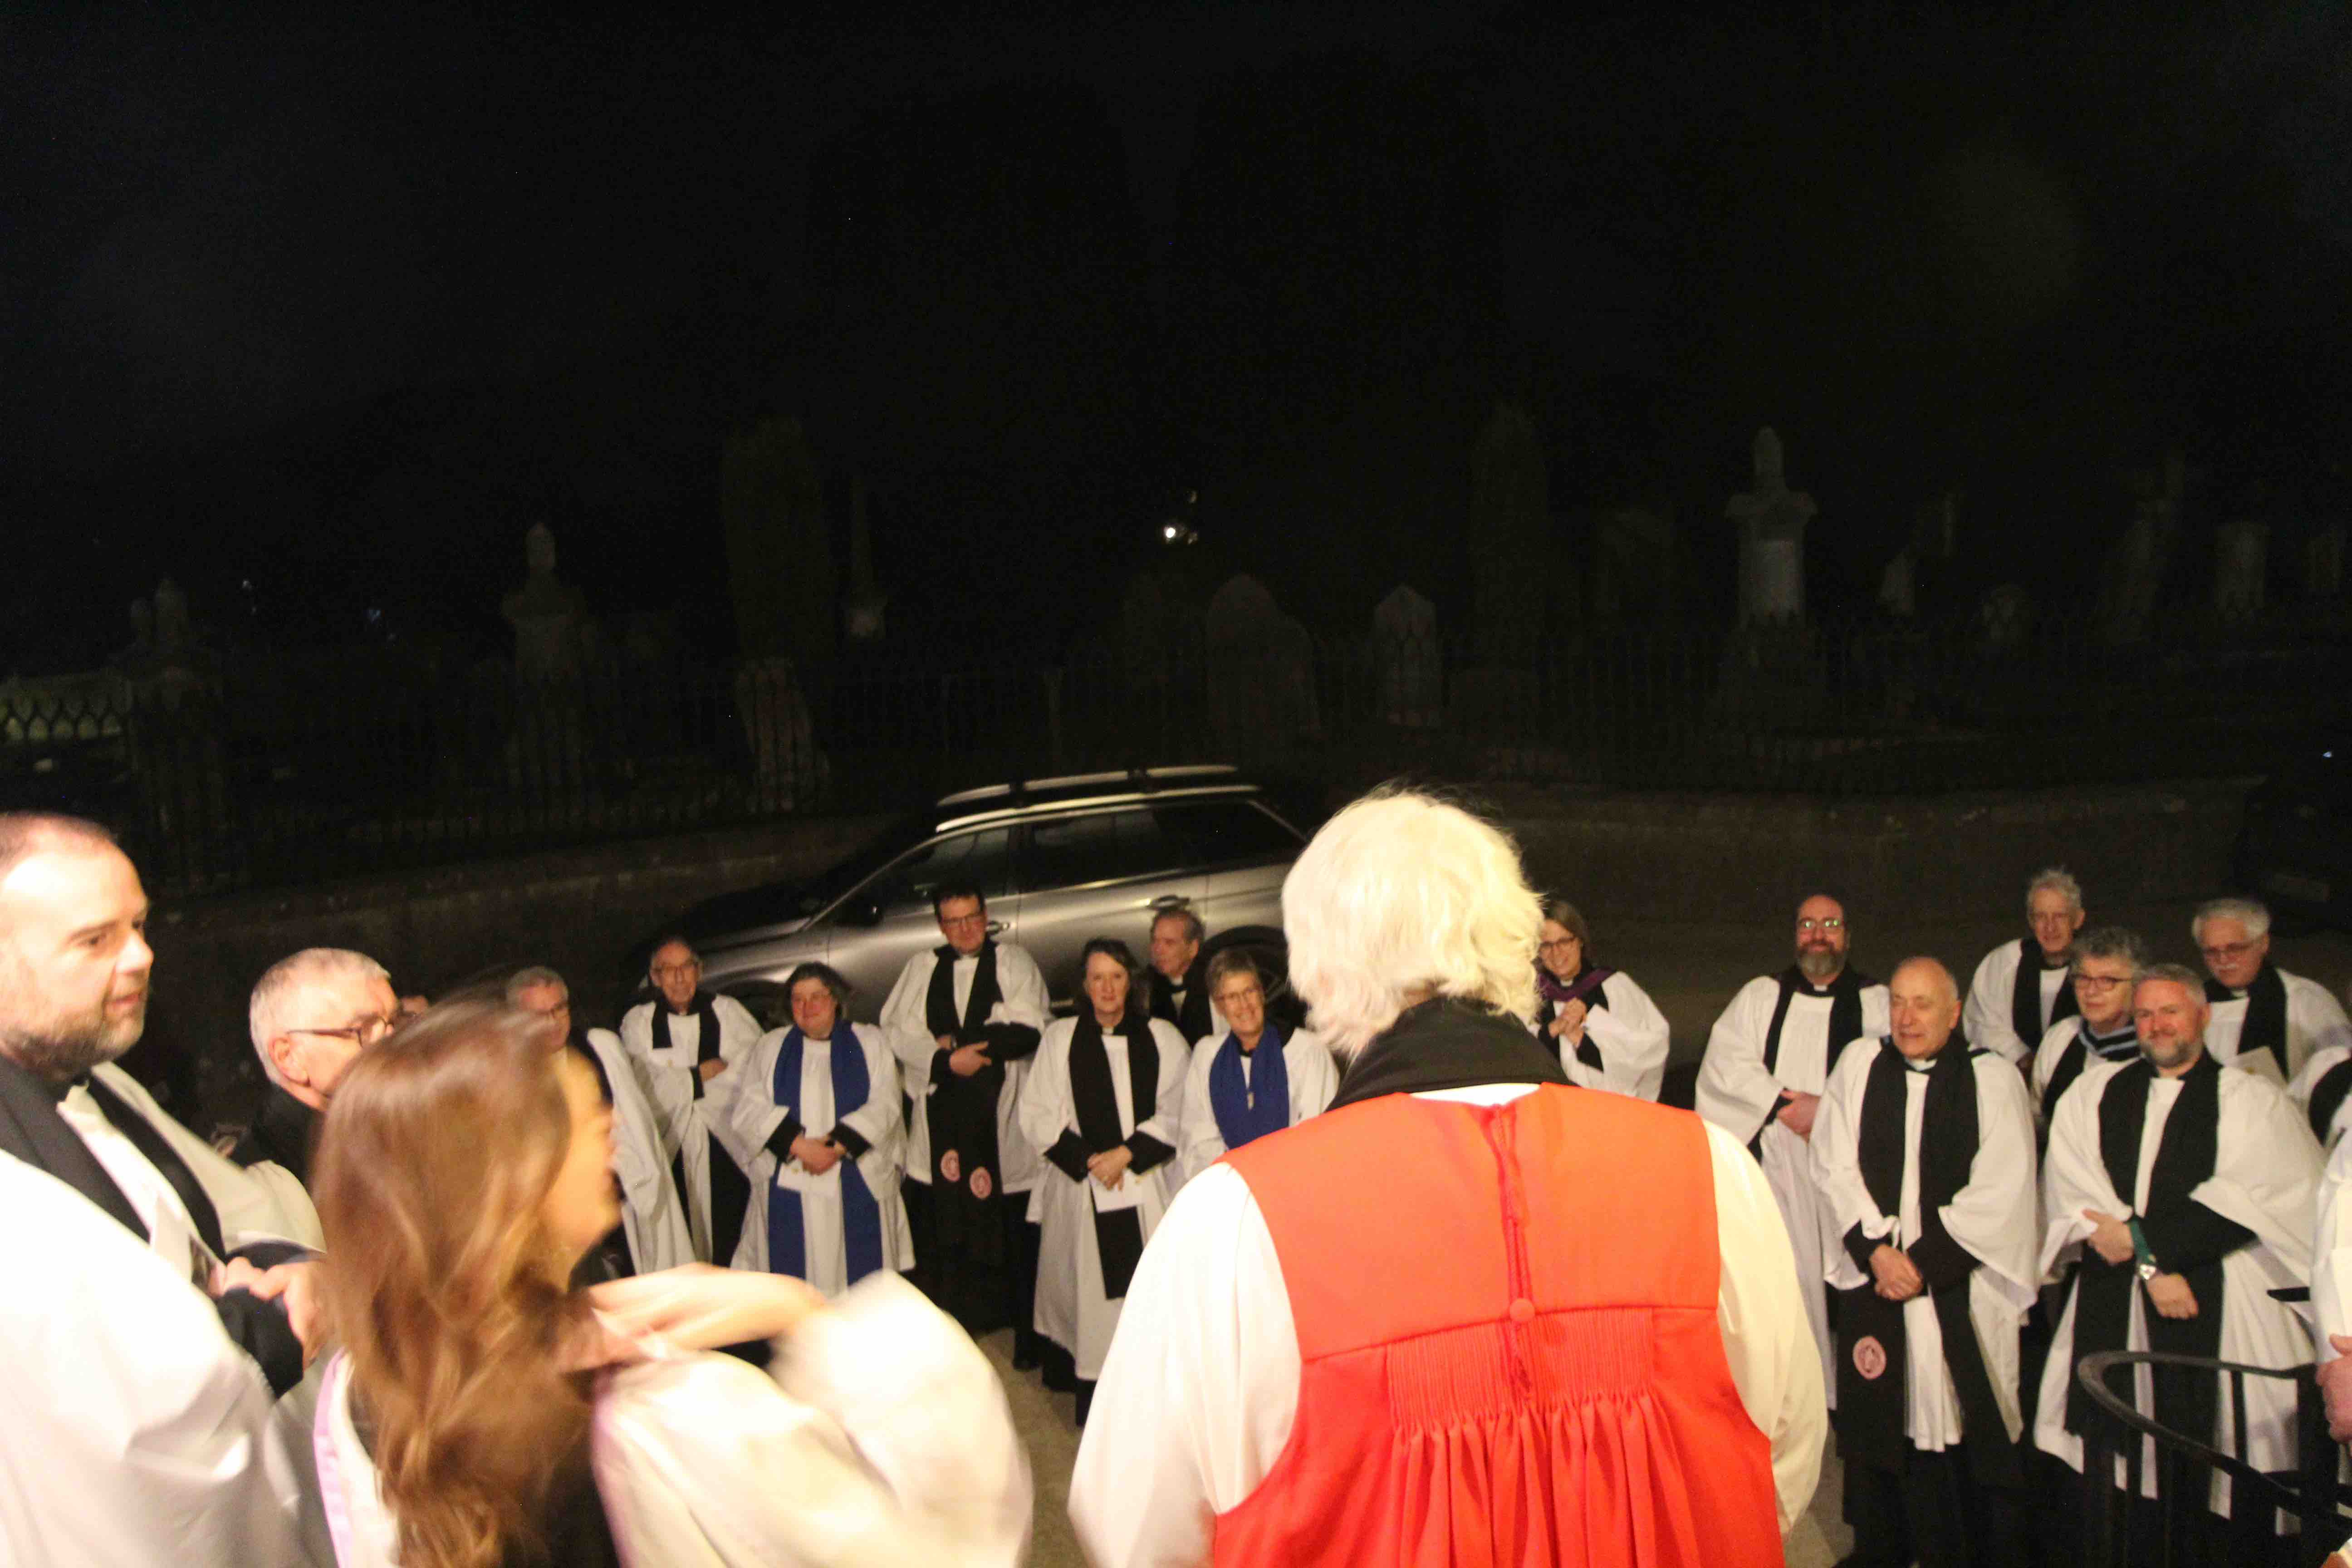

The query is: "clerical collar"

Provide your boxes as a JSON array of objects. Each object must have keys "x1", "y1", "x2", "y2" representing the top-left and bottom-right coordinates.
[{"x1": 2082, "y1": 1018, "x2": 2136, "y2": 1044}]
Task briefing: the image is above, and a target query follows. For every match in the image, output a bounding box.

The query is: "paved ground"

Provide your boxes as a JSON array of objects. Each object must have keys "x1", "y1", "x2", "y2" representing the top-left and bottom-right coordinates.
[{"x1": 978, "y1": 903, "x2": 2352, "y2": 1565}]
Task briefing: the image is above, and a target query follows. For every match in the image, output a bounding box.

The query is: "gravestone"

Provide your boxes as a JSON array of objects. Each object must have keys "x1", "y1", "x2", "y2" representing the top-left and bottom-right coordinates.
[
  {"x1": 2099, "y1": 453, "x2": 2185, "y2": 644},
  {"x1": 2214, "y1": 516, "x2": 2268, "y2": 620},
  {"x1": 1204, "y1": 575, "x2": 1319, "y2": 762},
  {"x1": 500, "y1": 525, "x2": 591, "y2": 797},
  {"x1": 500, "y1": 525, "x2": 590, "y2": 682},
  {"x1": 1726, "y1": 428, "x2": 1816, "y2": 624},
  {"x1": 1468, "y1": 401, "x2": 1548, "y2": 656},
  {"x1": 1372, "y1": 584, "x2": 1441, "y2": 727}
]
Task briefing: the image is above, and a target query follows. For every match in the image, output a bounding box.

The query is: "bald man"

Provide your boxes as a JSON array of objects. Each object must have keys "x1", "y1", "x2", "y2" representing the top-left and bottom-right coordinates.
[{"x1": 1814, "y1": 958, "x2": 2038, "y2": 1568}]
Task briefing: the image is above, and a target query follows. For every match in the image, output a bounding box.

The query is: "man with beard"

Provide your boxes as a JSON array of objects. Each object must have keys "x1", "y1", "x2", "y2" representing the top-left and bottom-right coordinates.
[
  {"x1": 0, "y1": 813, "x2": 324, "y2": 1565},
  {"x1": 619, "y1": 936, "x2": 761, "y2": 1264},
  {"x1": 2029, "y1": 926, "x2": 2150, "y2": 1132},
  {"x1": 2191, "y1": 895, "x2": 2352, "y2": 1094},
  {"x1": 1697, "y1": 892, "x2": 1891, "y2": 1396},
  {"x1": 880, "y1": 881, "x2": 1049, "y2": 1357},
  {"x1": 508, "y1": 965, "x2": 693, "y2": 1279},
  {"x1": 2035, "y1": 963, "x2": 2319, "y2": 1547},
  {"x1": 1146, "y1": 906, "x2": 1214, "y2": 1046},
  {"x1": 1961, "y1": 868, "x2": 2086, "y2": 1069},
  {"x1": 1815, "y1": 957, "x2": 2038, "y2": 1568}
]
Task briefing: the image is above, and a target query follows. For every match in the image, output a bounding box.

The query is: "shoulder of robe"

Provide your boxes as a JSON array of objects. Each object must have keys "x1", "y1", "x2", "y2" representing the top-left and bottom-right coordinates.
[
  {"x1": 620, "y1": 999, "x2": 657, "y2": 1028},
  {"x1": 996, "y1": 941, "x2": 1046, "y2": 977},
  {"x1": 587, "y1": 1026, "x2": 623, "y2": 1047},
  {"x1": 2217, "y1": 1063, "x2": 2297, "y2": 1113},
  {"x1": 1973, "y1": 943, "x2": 2014, "y2": 980},
  {"x1": 714, "y1": 993, "x2": 760, "y2": 1023}
]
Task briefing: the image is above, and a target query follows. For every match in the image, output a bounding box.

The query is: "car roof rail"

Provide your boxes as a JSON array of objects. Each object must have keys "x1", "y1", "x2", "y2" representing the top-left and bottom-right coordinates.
[{"x1": 933, "y1": 764, "x2": 1238, "y2": 808}]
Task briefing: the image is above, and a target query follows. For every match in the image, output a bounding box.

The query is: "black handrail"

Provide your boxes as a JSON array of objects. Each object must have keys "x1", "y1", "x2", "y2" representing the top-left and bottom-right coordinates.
[{"x1": 2073, "y1": 1349, "x2": 2348, "y2": 1568}]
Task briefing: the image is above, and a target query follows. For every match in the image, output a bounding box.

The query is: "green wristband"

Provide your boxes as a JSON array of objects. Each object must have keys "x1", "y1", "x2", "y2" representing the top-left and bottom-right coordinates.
[{"x1": 2127, "y1": 1216, "x2": 2155, "y2": 1269}]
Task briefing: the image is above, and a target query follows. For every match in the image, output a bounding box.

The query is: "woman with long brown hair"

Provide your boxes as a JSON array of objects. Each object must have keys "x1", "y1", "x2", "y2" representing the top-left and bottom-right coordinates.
[{"x1": 310, "y1": 999, "x2": 1029, "y2": 1568}]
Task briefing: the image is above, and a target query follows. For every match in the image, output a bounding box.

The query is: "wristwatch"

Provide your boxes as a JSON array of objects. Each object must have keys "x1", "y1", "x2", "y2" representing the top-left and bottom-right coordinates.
[
  {"x1": 2137, "y1": 1261, "x2": 2160, "y2": 1282},
  {"x1": 2129, "y1": 1216, "x2": 2158, "y2": 1281}
]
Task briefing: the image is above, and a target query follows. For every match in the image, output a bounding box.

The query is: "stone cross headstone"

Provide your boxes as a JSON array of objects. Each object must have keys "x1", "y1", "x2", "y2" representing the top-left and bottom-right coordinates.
[
  {"x1": 2214, "y1": 516, "x2": 2268, "y2": 620},
  {"x1": 1372, "y1": 584, "x2": 1441, "y2": 727},
  {"x1": 2100, "y1": 452, "x2": 2185, "y2": 645},
  {"x1": 501, "y1": 524, "x2": 590, "y2": 682},
  {"x1": 1726, "y1": 427, "x2": 1817, "y2": 624}
]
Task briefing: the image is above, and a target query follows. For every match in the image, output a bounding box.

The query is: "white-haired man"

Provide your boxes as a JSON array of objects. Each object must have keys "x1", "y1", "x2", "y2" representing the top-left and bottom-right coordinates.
[
  {"x1": 1815, "y1": 956, "x2": 2038, "y2": 1568},
  {"x1": 1072, "y1": 790, "x2": 1824, "y2": 1568},
  {"x1": 2191, "y1": 895, "x2": 2352, "y2": 1091},
  {"x1": 619, "y1": 936, "x2": 761, "y2": 1264},
  {"x1": 1961, "y1": 867, "x2": 2086, "y2": 1068},
  {"x1": 1696, "y1": 892, "x2": 1891, "y2": 1399},
  {"x1": 0, "y1": 813, "x2": 326, "y2": 1565},
  {"x1": 508, "y1": 965, "x2": 693, "y2": 1277},
  {"x1": 234, "y1": 947, "x2": 398, "y2": 1191},
  {"x1": 2035, "y1": 963, "x2": 2319, "y2": 1539}
]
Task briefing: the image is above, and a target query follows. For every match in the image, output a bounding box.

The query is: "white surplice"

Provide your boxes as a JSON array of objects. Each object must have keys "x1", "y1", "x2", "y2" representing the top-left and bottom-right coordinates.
[
  {"x1": 1019, "y1": 1014, "x2": 1190, "y2": 1380},
  {"x1": 879, "y1": 942, "x2": 1051, "y2": 1197},
  {"x1": 580, "y1": 1028, "x2": 693, "y2": 1274},
  {"x1": 2034, "y1": 1059, "x2": 2321, "y2": 1502},
  {"x1": 2029, "y1": 1016, "x2": 2141, "y2": 1129},
  {"x1": 1530, "y1": 970, "x2": 1675, "y2": 1100},
  {"x1": 1069, "y1": 1085, "x2": 1828, "y2": 1568},
  {"x1": 1695, "y1": 971, "x2": 1891, "y2": 1400},
  {"x1": 720, "y1": 1023, "x2": 912, "y2": 1294},
  {"x1": 2316, "y1": 1131, "x2": 2352, "y2": 1350},
  {"x1": 0, "y1": 1150, "x2": 326, "y2": 1568},
  {"x1": 316, "y1": 1273, "x2": 1029, "y2": 1568},
  {"x1": 1961, "y1": 938, "x2": 2072, "y2": 1067},
  {"x1": 1813, "y1": 1042, "x2": 2040, "y2": 1450},
  {"x1": 78, "y1": 1060, "x2": 322, "y2": 1255},
  {"x1": 1177, "y1": 1027, "x2": 1339, "y2": 1182},
  {"x1": 619, "y1": 994, "x2": 763, "y2": 1262},
  {"x1": 2205, "y1": 968, "x2": 2352, "y2": 1087}
]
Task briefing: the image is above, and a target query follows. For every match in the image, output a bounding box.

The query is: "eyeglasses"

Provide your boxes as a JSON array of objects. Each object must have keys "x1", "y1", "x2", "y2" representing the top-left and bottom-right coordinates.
[
  {"x1": 939, "y1": 912, "x2": 988, "y2": 929},
  {"x1": 651, "y1": 962, "x2": 701, "y2": 981},
  {"x1": 1796, "y1": 918, "x2": 1845, "y2": 932},
  {"x1": 1538, "y1": 937, "x2": 1580, "y2": 953},
  {"x1": 290, "y1": 1014, "x2": 400, "y2": 1047},
  {"x1": 2199, "y1": 942, "x2": 2259, "y2": 961},
  {"x1": 2071, "y1": 974, "x2": 2132, "y2": 991},
  {"x1": 1213, "y1": 986, "x2": 1264, "y2": 1007}
]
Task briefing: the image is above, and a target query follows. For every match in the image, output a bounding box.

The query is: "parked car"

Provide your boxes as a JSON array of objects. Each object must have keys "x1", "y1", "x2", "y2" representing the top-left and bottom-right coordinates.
[
  {"x1": 2232, "y1": 729, "x2": 2351, "y2": 932},
  {"x1": 635, "y1": 766, "x2": 1310, "y2": 1025}
]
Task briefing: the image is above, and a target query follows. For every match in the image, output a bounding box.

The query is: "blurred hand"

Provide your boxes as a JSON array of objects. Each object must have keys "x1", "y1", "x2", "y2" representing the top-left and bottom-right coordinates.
[
  {"x1": 588, "y1": 1265, "x2": 824, "y2": 1351},
  {"x1": 2083, "y1": 1210, "x2": 2135, "y2": 1266},
  {"x1": 789, "y1": 1135, "x2": 841, "y2": 1174},
  {"x1": 698, "y1": 1058, "x2": 729, "y2": 1082},
  {"x1": 1775, "y1": 1091, "x2": 1820, "y2": 1141},
  {"x1": 2144, "y1": 1273, "x2": 2198, "y2": 1320},
  {"x1": 1548, "y1": 999, "x2": 1588, "y2": 1041},
  {"x1": 220, "y1": 1259, "x2": 323, "y2": 1366},
  {"x1": 2320, "y1": 1337, "x2": 2352, "y2": 1443},
  {"x1": 949, "y1": 1044, "x2": 992, "y2": 1078},
  {"x1": 1870, "y1": 1244, "x2": 1923, "y2": 1302},
  {"x1": 1087, "y1": 1146, "x2": 1133, "y2": 1190}
]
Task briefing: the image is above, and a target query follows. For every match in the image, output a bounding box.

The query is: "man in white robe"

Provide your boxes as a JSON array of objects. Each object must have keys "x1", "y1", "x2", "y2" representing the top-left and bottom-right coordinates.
[
  {"x1": 1073, "y1": 792, "x2": 1824, "y2": 1567},
  {"x1": 234, "y1": 946, "x2": 400, "y2": 1198},
  {"x1": 2029, "y1": 926, "x2": 2149, "y2": 1131},
  {"x1": 619, "y1": 936, "x2": 761, "y2": 1264},
  {"x1": 2034, "y1": 963, "x2": 2320, "y2": 1528},
  {"x1": 720, "y1": 962, "x2": 912, "y2": 1295},
  {"x1": 0, "y1": 813, "x2": 327, "y2": 1564},
  {"x1": 508, "y1": 965, "x2": 693, "y2": 1276},
  {"x1": 2195, "y1": 895, "x2": 2352, "y2": 1088},
  {"x1": 1962, "y1": 866, "x2": 2086, "y2": 1068},
  {"x1": 1696, "y1": 891, "x2": 1891, "y2": 1397},
  {"x1": 1179, "y1": 948, "x2": 1338, "y2": 1181},
  {"x1": 1021, "y1": 938, "x2": 1189, "y2": 1423},
  {"x1": 879, "y1": 882, "x2": 1050, "y2": 1355},
  {"x1": 1815, "y1": 957, "x2": 2038, "y2": 1567}
]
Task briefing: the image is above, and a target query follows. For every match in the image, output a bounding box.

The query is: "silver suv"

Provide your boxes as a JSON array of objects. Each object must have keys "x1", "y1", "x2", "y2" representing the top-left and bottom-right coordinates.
[{"x1": 657, "y1": 767, "x2": 1308, "y2": 1022}]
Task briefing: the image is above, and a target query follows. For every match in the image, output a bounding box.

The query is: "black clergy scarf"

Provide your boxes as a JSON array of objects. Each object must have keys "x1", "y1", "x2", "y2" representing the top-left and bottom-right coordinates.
[
  {"x1": 925, "y1": 942, "x2": 1010, "y2": 1270},
  {"x1": 230, "y1": 1083, "x2": 320, "y2": 1187},
  {"x1": 2038, "y1": 1019, "x2": 2143, "y2": 1128},
  {"x1": 1331, "y1": 997, "x2": 1569, "y2": 1109},
  {"x1": 2205, "y1": 964, "x2": 2289, "y2": 1075},
  {"x1": 2012, "y1": 937, "x2": 2079, "y2": 1049},
  {"x1": 1752, "y1": 965, "x2": 1875, "y2": 1151},
  {"x1": 1537, "y1": 966, "x2": 1615, "y2": 1076},
  {"x1": 1148, "y1": 956, "x2": 1213, "y2": 1044},
  {"x1": 1835, "y1": 1039, "x2": 2019, "y2": 1484},
  {"x1": 0, "y1": 1054, "x2": 305, "y2": 1394},
  {"x1": 2309, "y1": 1056, "x2": 2352, "y2": 1146},
  {"x1": 652, "y1": 992, "x2": 725, "y2": 1099},
  {"x1": 1042, "y1": 1004, "x2": 1171, "y2": 1298},
  {"x1": 653, "y1": 995, "x2": 750, "y2": 1264},
  {"x1": 2064, "y1": 1054, "x2": 2254, "y2": 1449}
]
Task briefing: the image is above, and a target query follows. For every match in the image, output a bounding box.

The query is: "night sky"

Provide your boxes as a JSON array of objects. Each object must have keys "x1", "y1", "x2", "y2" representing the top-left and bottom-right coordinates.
[{"x1": 8, "y1": 5, "x2": 2349, "y2": 673}]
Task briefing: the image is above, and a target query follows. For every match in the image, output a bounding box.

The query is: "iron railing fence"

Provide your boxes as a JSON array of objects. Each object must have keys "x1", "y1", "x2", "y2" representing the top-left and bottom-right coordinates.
[{"x1": 0, "y1": 618, "x2": 2336, "y2": 894}]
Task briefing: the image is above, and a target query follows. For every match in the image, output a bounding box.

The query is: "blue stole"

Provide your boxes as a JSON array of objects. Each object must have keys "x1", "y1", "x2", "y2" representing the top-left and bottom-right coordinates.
[
  {"x1": 765, "y1": 1027, "x2": 884, "y2": 1285},
  {"x1": 1208, "y1": 1026, "x2": 1293, "y2": 1152}
]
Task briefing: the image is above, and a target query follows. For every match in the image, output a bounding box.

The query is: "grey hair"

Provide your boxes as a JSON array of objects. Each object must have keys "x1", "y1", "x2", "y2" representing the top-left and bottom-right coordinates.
[
  {"x1": 1205, "y1": 947, "x2": 1263, "y2": 992},
  {"x1": 2138, "y1": 961, "x2": 2208, "y2": 995},
  {"x1": 2026, "y1": 867, "x2": 2083, "y2": 914},
  {"x1": 1283, "y1": 788, "x2": 1539, "y2": 1057},
  {"x1": 2190, "y1": 897, "x2": 2270, "y2": 943},
  {"x1": 503, "y1": 966, "x2": 568, "y2": 1003},
  {"x1": 248, "y1": 948, "x2": 391, "y2": 1085},
  {"x1": 1152, "y1": 905, "x2": 1206, "y2": 946},
  {"x1": 2070, "y1": 926, "x2": 2148, "y2": 977}
]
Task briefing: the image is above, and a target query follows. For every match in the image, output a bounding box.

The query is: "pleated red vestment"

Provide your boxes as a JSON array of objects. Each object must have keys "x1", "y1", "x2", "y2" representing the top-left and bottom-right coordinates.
[{"x1": 1212, "y1": 1084, "x2": 1781, "y2": 1567}]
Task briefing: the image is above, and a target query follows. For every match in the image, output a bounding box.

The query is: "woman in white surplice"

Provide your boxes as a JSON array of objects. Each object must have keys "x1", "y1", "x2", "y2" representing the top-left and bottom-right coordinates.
[
  {"x1": 718, "y1": 962, "x2": 912, "y2": 1295},
  {"x1": 309, "y1": 999, "x2": 1028, "y2": 1568},
  {"x1": 1021, "y1": 938, "x2": 1190, "y2": 1424}
]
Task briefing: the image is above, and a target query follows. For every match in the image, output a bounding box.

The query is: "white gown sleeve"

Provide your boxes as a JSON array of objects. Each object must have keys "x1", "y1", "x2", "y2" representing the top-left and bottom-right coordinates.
[
  {"x1": 1695, "y1": 979, "x2": 1784, "y2": 1143},
  {"x1": 988, "y1": 946, "x2": 1052, "y2": 1033},
  {"x1": 2038, "y1": 1071, "x2": 2129, "y2": 1279},
  {"x1": 1020, "y1": 1021, "x2": 1078, "y2": 1168},
  {"x1": 1579, "y1": 973, "x2": 1672, "y2": 1100},
  {"x1": 881, "y1": 956, "x2": 941, "y2": 1093},
  {"x1": 702, "y1": 997, "x2": 767, "y2": 1169},
  {"x1": 1292, "y1": 1032, "x2": 1339, "y2": 1119},
  {"x1": 2290, "y1": 977, "x2": 2352, "y2": 1085},
  {"x1": 1702, "y1": 1120, "x2": 1830, "y2": 1534},
  {"x1": 2314, "y1": 1131, "x2": 2352, "y2": 1348},
  {"x1": 1941, "y1": 1057, "x2": 2042, "y2": 1306},
  {"x1": 719, "y1": 1030, "x2": 790, "y2": 1168},
  {"x1": 1179, "y1": 1036, "x2": 1226, "y2": 1181},
  {"x1": 1138, "y1": 1021, "x2": 1189, "y2": 1159},
  {"x1": 2189, "y1": 1073, "x2": 2322, "y2": 1280},
  {"x1": 1963, "y1": 945, "x2": 2030, "y2": 1066},
  {"x1": 621, "y1": 1004, "x2": 693, "y2": 1161},
  {"x1": 0, "y1": 1152, "x2": 323, "y2": 1568},
  {"x1": 587, "y1": 1029, "x2": 695, "y2": 1274},
  {"x1": 1810, "y1": 1045, "x2": 1893, "y2": 1291}
]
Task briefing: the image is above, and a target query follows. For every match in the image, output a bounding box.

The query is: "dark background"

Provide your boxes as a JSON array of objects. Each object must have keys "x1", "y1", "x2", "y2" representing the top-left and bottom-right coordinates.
[{"x1": 9, "y1": 4, "x2": 2348, "y2": 672}]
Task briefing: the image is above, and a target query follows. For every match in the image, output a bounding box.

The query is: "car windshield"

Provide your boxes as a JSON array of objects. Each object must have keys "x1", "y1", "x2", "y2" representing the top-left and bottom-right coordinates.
[{"x1": 790, "y1": 813, "x2": 940, "y2": 916}]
